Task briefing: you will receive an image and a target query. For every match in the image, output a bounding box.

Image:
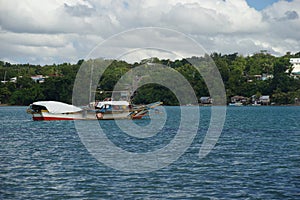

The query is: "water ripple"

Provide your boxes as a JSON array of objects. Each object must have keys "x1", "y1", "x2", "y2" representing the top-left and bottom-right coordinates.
[{"x1": 0, "y1": 106, "x2": 299, "y2": 199}]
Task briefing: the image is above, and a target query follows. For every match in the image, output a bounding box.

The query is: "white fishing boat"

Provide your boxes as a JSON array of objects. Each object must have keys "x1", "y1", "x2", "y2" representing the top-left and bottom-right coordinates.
[
  {"x1": 27, "y1": 100, "x2": 162, "y2": 121},
  {"x1": 252, "y1": 101, "x2": 261, "y2": 106},
  {"x1": 228, "y1": 102, "x2": 243, "y2": 106}
]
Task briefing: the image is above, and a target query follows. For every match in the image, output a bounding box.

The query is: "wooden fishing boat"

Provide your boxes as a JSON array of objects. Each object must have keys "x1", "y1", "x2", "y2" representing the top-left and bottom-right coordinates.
[{"x1": 27, "y1": 100, "x2": 162, "y2": 121}]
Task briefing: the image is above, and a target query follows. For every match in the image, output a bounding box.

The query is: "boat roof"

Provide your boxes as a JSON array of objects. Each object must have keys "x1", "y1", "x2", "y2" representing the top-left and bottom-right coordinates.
[
  {"x1": 96, "y1": 100, "x2": 129, "y2": 107},
  {"x1": 31, "y1": 101, "x2": 82, "y2": 113}
]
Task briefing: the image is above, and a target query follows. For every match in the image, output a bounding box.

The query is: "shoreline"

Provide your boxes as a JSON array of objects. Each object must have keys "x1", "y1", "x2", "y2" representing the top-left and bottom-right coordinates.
[{"x1": 1, "y1": 104, "x2": 300, "y2": 107}]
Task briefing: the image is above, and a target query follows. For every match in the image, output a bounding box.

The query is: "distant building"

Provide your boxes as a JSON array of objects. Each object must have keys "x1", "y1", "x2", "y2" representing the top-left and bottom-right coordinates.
[
  {"x1": 31, "y1": 75, "x2": 45, "y2": 83},
  {"x1": 1, "y1": 76, "x2": 18, "y2": 84},
  {"x1": 200, "y1": 97, "x2": 213, "y2": 104},
  {"x1": 10, "y1": 77, "x2": 17, "y2": 83},
  {"x1": 247, "y1": 74, "x2": 273, "y2": 82},
  {"x1": 290, "y1": 58, "x2": 300, "y2": 66},
  {"x1": 261, "y1": 74, "x2": 273, "y2": 81},
  {"x1": 253, "y1": 75, "x2": 262, "y2": 80},
  {"x1": 290, "y1": 58, "x2": 300, "y2": 78},
  {"x1": 259, "y1": 95, "x2": 270, "y2": 105},
  {"x1": 231, "y1": 95, "x2": 247, "y2": 104}
]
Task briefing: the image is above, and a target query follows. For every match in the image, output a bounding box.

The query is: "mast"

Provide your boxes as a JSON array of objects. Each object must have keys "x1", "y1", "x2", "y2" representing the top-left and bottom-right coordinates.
[
  {"x1": 3, "y1": 71, "x2": 7, "y2": 83},
  {"x1": 89, "y1": 63, "x2": 94, "y2": 103}
]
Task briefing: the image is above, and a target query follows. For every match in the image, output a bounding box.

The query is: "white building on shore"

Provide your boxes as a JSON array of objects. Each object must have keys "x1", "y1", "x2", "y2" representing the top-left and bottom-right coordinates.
[{"x1": 290, "y1": 58, "x2": 300, "y2": 78}]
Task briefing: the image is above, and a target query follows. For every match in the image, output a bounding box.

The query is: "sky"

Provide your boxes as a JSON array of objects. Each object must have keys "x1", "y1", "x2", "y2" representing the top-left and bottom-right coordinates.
[
  {"x1": 246, "y1": 0, "x2": 291, "y2": 10},
  {"x1": 0, "y1": 0, "x2": 299, "y2": 64}
]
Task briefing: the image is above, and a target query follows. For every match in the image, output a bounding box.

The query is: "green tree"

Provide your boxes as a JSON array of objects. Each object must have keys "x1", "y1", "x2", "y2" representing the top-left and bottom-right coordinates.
[{"x1": 271, "y1": 57, "x2": 291, "y2": 93}]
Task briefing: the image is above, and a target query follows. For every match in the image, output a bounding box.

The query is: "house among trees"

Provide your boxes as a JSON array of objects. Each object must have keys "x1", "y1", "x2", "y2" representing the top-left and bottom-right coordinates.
[
  {"x1": 1, "y1": 76, "x2": 19, "y2": 84},
  {"x1": 261, "y1": 74, "x2": 274, "y2": 81},
  {"x1": 290, "y1": 58, "x2": 300, "y2": 78},
  {"x1": 251, "y1": 95, "x2": 270, "y2": 105},
  {"x1": 30, "y1": 75, "x2": 46, "y2": 83},
  {"x1": 259, "y1": 95, "x2": 270, "y2": 105},
  {"x1": 200, "y1": 96, "x2": 213, "y2": 104},
  {"x1": 230, "y1": 95, "x2": 247, "y2": 104},
  {"x1": 248, "y1": 74, "x2": 273, "y2": 82}
]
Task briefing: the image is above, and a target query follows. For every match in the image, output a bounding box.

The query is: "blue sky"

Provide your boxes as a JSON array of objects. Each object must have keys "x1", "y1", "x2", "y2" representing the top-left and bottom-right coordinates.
[{"x1": 246, "y1": 0, "x2": 291, "y2": 10}]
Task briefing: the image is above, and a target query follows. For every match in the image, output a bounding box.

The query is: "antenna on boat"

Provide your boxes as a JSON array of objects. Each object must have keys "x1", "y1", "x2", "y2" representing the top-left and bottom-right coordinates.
[
  {"x1": 89, "y1": 63, "x2": 94, "y2": 103},
  {"x1": 2, "y1": 71, "x2": 6, "y2": 83}
]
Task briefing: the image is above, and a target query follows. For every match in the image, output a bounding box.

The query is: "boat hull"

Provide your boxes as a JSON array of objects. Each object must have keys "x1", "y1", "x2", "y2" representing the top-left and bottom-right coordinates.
[
  {"x1": 228, "y1": 102, "x2": 243, "y2": 106},
  {"x1": 31, "y1": 110, "x2": 147, "y2": 121},
  {"x1": 27, "y1": 101, "x2": 162, "y2": 121},
  {"x1": 32, "y1": 112, "x2": 93, "y2": 120}
]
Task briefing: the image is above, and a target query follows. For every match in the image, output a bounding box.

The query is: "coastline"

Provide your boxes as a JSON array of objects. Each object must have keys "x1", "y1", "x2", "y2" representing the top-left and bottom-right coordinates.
[{"x1": 1, "y1": 104, "x2": 299, "y2": 107}]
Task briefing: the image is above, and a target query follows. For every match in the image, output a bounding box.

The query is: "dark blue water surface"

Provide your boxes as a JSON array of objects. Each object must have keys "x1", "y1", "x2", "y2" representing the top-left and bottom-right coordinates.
[{"x1": 0, "y1": 106, "x2": 299, "y2": 199}]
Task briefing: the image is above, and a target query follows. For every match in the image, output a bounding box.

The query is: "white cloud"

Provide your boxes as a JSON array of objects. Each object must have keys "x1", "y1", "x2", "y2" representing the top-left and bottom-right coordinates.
[{"x1": 0, "y1": 0, "x2": 299, "y2": 64}]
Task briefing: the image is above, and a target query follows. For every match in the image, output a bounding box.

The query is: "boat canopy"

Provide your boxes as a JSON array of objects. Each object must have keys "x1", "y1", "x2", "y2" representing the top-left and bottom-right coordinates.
[
  {"x1": 31, "y1": 101, "x2": 82, "y2": 113},
  {"x1": 96, "y1": 101, "x2": 129, "y2": 108}
]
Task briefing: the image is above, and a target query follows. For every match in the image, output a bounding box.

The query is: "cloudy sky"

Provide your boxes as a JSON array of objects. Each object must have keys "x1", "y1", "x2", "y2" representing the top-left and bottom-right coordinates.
[{"x1": 0, "y1": 0, "x2": 299, "y2": 64}]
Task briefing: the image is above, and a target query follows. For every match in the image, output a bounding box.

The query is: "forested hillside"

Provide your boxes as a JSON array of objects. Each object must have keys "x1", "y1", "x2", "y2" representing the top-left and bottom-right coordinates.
[{"x1": 0, "y1": 52, "x2": 299, "y2": 105}]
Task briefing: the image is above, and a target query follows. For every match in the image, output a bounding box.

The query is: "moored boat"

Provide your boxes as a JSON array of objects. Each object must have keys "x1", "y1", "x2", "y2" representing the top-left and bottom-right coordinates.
[
  {"x1": 27, "y1": 101, "x2": 86, "y2": 120},
  {"x1": 228, "y1": 102, "x2": 243, "y2": 106},
  {"x1": 27, "y1": 100, "x2": 162, "y2": 121}
]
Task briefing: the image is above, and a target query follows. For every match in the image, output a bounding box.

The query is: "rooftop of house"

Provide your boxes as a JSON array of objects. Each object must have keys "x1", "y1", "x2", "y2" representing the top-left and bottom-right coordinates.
[
  {"x1": 200, "y1": 96, "x2": 210, "y2": 100},
  {"x1": 260, "y1": 95, "x2": 270, "y2": 100},
  {"x1": 290, "y1": 58, "x2": 300, "y2": 63}
]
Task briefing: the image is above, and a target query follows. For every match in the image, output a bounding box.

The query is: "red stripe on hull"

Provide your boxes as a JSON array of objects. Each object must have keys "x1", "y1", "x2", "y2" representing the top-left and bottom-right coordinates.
[
  {"x1": 132, "y1": 115, "x2": 144, "y2": 119},
  {"x1": 32, "y1": 114, "x2": 147, "y2": 121},
  {"x1": 33, "y1": 116, "x2": 76, "y2": 121}
]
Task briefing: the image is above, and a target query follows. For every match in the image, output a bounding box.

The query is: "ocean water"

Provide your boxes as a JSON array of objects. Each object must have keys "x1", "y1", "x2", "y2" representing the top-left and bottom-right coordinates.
[{"x1": 0, "y1": 106, "x2": 299, "y2": 199}]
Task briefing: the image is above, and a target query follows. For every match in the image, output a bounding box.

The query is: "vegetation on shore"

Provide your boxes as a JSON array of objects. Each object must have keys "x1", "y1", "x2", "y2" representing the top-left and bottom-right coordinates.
[{"x1": 0, "y1": 51, "x2": 300, "y2": 106}]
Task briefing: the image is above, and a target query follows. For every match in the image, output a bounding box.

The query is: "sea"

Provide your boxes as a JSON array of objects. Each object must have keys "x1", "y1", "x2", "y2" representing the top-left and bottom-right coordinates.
[{"x1": 0, "y1": 106, "x2": 299, "y2": 199}]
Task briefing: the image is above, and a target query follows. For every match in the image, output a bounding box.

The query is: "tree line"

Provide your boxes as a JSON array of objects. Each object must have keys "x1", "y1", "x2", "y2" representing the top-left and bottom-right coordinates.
[{"x1": 0, "y1": 51, "x2": 300, "y2": 106}]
